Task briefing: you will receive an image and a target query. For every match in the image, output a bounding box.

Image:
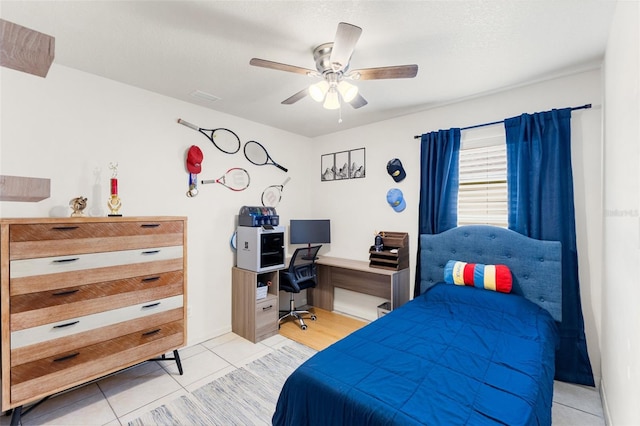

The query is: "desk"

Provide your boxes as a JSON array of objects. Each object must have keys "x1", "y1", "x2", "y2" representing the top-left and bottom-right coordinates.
[{"x1": 308, "y1": 256, "x2": 410, "y2": 312}]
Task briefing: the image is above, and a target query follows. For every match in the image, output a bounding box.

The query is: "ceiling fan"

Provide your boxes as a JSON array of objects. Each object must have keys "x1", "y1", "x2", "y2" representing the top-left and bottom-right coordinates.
[{"x1": 249, "y1": 22, "x2": 418, "y2": 110}]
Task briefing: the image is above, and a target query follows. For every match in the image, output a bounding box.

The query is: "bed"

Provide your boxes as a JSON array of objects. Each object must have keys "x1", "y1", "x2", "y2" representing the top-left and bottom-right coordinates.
[{"x1": 272, "y1": 225, "x2": 562, "y2": 426}]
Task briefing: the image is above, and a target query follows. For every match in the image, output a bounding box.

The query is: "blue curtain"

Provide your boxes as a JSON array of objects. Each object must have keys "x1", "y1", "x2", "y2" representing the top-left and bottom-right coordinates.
[
  {"x1": 505, "y1": 108, "x2": 595, "y2": 386},
  {"x1": 414, "y1": 128, "x2": 461, "y2": 297}
]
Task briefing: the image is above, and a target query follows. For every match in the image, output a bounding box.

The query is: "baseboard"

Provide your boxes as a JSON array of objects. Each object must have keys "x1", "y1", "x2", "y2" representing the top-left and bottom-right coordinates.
[
  {"x1": 187, "y1": 325, "x2": 232, "y2": 347},
  {"x1": 600, "y1": 378, "x2": 612, "y2": 425}
]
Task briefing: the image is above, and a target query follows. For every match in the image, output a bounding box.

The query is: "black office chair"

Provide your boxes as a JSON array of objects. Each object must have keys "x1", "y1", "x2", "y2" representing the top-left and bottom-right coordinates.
[{"x1": 279, "y1": 245, "x2": 322, "y2": 330}]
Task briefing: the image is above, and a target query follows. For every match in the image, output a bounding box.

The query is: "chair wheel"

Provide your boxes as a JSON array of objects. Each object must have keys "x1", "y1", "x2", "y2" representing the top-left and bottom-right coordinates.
[
  {"x1": 301, "y1": 324, "x2": 308, "y2": 330},
  {"x1": 311, "y1": 315, "x2": 317, "y2": 321}
]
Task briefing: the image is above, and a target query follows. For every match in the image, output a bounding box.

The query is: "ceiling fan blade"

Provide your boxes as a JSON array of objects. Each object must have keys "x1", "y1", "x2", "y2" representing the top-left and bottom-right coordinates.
[
  {"x1": 348, "y1": 93, "x2": 368, "y2": 109},
  {"x1": 351, "y1": 64, "x2": 418, "y2": 80},
  {"x1": 250, "y1": 58, "x2": 316, "y2": 76},
  {"x1": 329, "y1": 22, "x2": 362, "y2": 72},
  {"x1": 282, "y1": 88, "x2": 309, "y2": 105}
]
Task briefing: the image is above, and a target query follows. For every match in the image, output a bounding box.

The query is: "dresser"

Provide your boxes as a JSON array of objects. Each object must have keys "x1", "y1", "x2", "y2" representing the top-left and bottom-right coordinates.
[{"x1": 0, "y1": 216, "x2": 187, "y2": 421}]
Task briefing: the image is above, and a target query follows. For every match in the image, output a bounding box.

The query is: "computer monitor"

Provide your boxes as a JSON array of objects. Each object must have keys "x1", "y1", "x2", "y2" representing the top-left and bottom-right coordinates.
[{"x1": 289, "y1": 219, "x2": 331, "y2": 248}]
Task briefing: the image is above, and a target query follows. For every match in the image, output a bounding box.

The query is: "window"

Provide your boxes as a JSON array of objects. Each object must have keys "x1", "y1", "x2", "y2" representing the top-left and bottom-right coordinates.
[{"x1": 457, "y1": 127, "x2": 508, "y2": 227}]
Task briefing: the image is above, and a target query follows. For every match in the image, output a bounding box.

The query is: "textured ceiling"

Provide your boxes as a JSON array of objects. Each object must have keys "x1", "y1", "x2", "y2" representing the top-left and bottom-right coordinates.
[{"x1": 0, "y1": 1, "x2": 617, "y2": 137}]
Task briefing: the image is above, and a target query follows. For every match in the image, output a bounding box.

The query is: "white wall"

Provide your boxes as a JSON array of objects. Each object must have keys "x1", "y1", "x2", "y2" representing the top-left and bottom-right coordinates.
[
  {"x1": 0, "y1": 49, "x2": 606, "y2": 391},
  {"x1": 0, "y1": 64, "x2": 314, "y2": 345},
  {"x1": 601, "y1": 2, "x2": 640, "y2": 424},
  {"x1": 311, "y1": 69, "x2": 604, "y2": 383}
]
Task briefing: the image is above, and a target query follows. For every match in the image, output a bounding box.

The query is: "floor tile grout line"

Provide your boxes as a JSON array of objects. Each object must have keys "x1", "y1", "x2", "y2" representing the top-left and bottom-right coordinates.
[
  {"x1": 105, "y1": 352, "x2": 202, "y2": 425},
  {"x1": 114, "y1": 339, "x2": 289, "y2": 424},
  {"x1": 114, "y1": 341, "x2": 248, "y2": 425},
  {"x1": 554, "y1": 400, "x2": 604, "y2": 418},
  {"x1": 114, "y1": 339, "x2": 295, "y2": 425},
  {"x1": 95, "y1": 381, "x2": 121, "y2": 426}
]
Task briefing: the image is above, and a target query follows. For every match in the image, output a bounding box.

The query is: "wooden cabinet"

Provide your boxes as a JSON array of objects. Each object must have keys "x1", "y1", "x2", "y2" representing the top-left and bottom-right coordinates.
[
  {"x1": 231, "y1": 267, "x2": 279, "y2": 343},
  {"x1": 0, "y1": 216, "x2": 187, "y2": 416}
]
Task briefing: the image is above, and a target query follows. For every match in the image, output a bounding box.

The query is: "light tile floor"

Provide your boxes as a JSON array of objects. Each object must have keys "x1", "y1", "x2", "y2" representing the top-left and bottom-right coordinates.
[{"x1": 2, "y1": 333, "x2": 605, "y2": 425}]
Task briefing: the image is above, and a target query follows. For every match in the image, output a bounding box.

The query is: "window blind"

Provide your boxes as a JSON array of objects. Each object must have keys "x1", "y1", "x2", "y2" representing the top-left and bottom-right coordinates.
[{"x1": 458, "y1": 131, "x2": 507, "y2": 227}]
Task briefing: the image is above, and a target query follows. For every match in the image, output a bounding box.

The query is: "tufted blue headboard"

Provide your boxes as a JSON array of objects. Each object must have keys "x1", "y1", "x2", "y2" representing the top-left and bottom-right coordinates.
[{"x1": 419, "y1": 225, "x2": 562, "y2": 322}]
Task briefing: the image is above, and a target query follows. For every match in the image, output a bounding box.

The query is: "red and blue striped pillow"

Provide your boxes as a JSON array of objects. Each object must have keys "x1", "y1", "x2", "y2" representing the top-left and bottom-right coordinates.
[{"x1": 444, "y1": 260, "x2": 513, "y2": 293}]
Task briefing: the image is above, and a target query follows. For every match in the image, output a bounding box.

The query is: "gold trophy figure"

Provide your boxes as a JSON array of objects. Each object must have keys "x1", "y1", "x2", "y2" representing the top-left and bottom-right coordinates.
[{"x1": 107, "y1": 162, "x2": 122, "y2": 216}]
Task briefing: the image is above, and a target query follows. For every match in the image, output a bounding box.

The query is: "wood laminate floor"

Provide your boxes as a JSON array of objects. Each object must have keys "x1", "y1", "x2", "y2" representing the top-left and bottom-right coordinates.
[{"x1": 278, "y1": 307, "x2": 368, "y2": 351}]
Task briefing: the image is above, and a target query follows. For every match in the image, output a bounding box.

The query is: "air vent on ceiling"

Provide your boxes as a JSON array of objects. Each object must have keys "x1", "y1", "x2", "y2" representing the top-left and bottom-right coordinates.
[{"x1": 190, "y1": 90, "x2": 221, "y2": 103}]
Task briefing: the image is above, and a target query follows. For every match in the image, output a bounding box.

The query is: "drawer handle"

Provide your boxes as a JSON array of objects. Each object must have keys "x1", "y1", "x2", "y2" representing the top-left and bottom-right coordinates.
[
  {"x1": 141, "y1": 250, "x2": 160, "y2": 255},
  {"x1": 52, "y1": 226, "x2": 79, "y2": 231},
  {"x1": 141, "y1": 224, "x2": 161, "y2": 228},
  {"x1": 141, "y1": 276, "x2": 161, "y2": 283},
  {"x1": 142, "y1": 329, "x2": 161, "y2": 336},
  {"x1": 142, "y1": 302, "x2": 161, "y2": 309},
  {"x1": 52, "y1": 289, "x2": 79, "y2": 296},
  {"x1": 53, "y1": 320, "x2": 79, "y2": 329},
  {"x1": 262, "y1": 305, "x2": 273, "y2": 311},
  {"x1": 53, "y1": 352, "x2": 79, "y2": 362},
  {"x1": 53, "y1": 257, "x2": 79, "y2": 264}
]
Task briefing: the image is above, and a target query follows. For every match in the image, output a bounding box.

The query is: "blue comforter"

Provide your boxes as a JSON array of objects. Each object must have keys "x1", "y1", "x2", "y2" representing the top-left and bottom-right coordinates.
[{"x1": 273, "y1": 283, "x2": 559, "y2": 426}]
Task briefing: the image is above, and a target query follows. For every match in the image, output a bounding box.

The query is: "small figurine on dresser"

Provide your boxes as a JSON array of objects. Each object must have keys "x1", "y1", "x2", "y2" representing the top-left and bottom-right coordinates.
[{"x1": 69, "y1": 196, "x2": 88, "y2": 217}]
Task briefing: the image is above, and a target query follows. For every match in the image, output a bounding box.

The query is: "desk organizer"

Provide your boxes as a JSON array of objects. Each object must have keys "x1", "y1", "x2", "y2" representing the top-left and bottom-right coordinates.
[{"x1": 369, "y1": 231, "x2": 409, "y2": 270}]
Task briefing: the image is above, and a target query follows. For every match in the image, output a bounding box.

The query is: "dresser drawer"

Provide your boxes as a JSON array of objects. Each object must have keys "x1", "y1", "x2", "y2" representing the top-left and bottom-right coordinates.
[
  {"x1": 11, "y1": 271, "x2": 184, "y2": 330},
  {"x1": 10, "y1": 247, "x2": 184, "y2": 296},
  {"x1": 255, "y1": 295, "x2": 278, "y2": 331},
  {"x1": 9, "y1": 221, "x2": 184, "y2": 260},
  {"x1": 10, "y1": 221, "x2": 183, "y2": 242},
  {"x1": 10, "y1": 319, "x2": 184, "y2": 405},
  {"x1": 11, "y1": 245, "x2": 183, "y2": 279},
  {"x1": 11, "y1": 295, "x2": 184, "y2": 348},
  {"x1": 11, "y1": 308, "x2": 184, "y2": 367}
]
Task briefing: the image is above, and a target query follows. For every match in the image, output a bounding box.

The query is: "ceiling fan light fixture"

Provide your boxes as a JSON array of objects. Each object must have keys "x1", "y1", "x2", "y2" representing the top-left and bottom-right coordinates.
[
  {"x1": 337, "y1": 80, "x2": 358, "y2": 102},
  {"x1": 309, "y1": 80, "x2": 329, "y2": 102},
  {"x1": 323, "y1": 88, "x2": 341, "y2": 110}
]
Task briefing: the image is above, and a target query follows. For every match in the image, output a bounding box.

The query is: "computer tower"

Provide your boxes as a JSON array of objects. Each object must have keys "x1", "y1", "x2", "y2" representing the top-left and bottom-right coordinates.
[{"x1": 236, "y1": 225, "x2": 285, "y2": 272}]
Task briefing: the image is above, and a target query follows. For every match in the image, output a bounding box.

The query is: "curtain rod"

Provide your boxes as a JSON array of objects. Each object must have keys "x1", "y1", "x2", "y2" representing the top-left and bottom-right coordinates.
[{"x1": 413, "y1": 103, "x2": 592, "y2": 139}]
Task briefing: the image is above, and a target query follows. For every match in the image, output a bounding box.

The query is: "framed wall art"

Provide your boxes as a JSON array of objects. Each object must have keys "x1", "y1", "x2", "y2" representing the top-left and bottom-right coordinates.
[{"x1": 320, "y1": 148, "x2": 366, "y2": 182}]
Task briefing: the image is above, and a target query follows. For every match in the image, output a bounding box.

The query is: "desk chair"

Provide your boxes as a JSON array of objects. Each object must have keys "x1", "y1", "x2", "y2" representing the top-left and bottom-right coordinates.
[{"x1": 279, "y1": 245, "x2": 322, "y2": 330}]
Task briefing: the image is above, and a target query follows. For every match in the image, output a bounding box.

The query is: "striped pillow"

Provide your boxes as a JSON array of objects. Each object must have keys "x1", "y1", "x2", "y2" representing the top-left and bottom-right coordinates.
[{"x1": 444, "y1": 260, "x2": 513, "y2": 293}]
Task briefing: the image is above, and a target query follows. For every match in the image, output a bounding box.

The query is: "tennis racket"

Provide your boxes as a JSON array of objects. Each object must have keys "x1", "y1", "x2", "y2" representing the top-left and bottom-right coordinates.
[
  {"x1": 201, "y1": 168, "x2": 250, "y2": 191},
  {"x1": 244, "y1": 140, "x2": 288, "y2": 172},
  {"x1": 178, "y1": 118, "x2": 241, "y2": 154},
  {"x1": 261, "y1": 177, "x2": 291, "y2": 207}
]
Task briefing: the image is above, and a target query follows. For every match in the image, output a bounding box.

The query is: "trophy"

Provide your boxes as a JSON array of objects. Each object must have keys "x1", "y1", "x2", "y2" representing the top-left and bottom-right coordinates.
[{"x1": 107, "y1": 162, "x2": 122, "y2": 216}]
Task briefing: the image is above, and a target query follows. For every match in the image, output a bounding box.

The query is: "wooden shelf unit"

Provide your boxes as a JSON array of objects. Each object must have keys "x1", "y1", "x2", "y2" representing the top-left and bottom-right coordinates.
[
  {"x1": 369, "y1": 231, "x2": 409, "y2": 271},
  {"x1": 231, "y1": 267, "x2": 279, "y2": 343}
]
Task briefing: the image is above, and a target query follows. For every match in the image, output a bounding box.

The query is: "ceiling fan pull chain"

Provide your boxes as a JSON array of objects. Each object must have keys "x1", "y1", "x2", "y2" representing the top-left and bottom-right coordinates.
[{"x1": 338, "y1": 103, "x2": 343, "y2": 124}]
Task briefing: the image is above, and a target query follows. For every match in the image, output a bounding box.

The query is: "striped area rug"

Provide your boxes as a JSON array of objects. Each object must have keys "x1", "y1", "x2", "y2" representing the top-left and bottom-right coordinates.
[{"x1": 127, "y1": 342, "x2": 316, "y2": 426}]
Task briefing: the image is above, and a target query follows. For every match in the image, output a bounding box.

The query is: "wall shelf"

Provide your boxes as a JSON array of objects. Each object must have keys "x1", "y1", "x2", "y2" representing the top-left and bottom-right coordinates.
[
  {"x1": 0, "y1": 175, "x2": 50, "y2": 202},
  {"x1": 0, "y1": 19, "x2": 55, "y2": 78}
]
